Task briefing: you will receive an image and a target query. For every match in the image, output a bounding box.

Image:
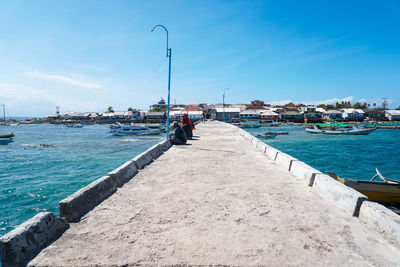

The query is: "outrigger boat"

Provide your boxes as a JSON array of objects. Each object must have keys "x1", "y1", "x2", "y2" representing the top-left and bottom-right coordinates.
[
  {"x1": 0, "y1": 133, "x2": 14, "y2": 138},
  {"x1": 110, "y1": 123, "x2": 162, "y2": 136},
  {"x1": 0, "y1": 133, "x2": 14, "y2": 145},
  {"x1": 238, "y1": 121, "x2": 261, "y2": 128},
  {"x1": 305, "y1": 125, "x2": 375, "y2": 135},
  {"x1": 256, "y1": 133, "x2": 277, "y2": 139},
  {"x1": 327, "y1": 169, "x2": 400, "y2": 204}
]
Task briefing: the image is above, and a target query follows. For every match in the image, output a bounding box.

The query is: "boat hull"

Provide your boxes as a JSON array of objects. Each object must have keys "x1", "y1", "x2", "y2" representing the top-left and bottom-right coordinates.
[
  {"x1": 343, "y1": 180, "x2": 400, "y2": 204},
  {"x1": 0, "y1": 138, "x2": 13, "y2": 145},
  {"x1": 0, "y1": 133, "x2": 14, "y2": 138},
  {"x1": 328, "y1": 173, "x2": 400, "y2": 204},
  {"x1": 305, "y1": 128, "x2": 375, "y2": 135}
]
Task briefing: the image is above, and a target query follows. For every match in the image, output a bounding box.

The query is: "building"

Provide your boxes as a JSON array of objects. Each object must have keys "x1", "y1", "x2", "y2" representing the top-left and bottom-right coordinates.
[
  {"x1": 212, "y1": 107, "x2": 240, "y2": 121},
  {"x1": 364, "y1": 110, "x2": 385, "y2": 121},
  {"x1": 187, "y1": 111, "x2": 202, "y2": 120},
  {"x1": 316, "y1": 108, "x2": 326, "y2": 117},
  {"x1": 150, "y1": 98, "x2": 168, "y2": 111},
  {"x1": 239, "y1": 110, "x2": 259, "y2": 119},
  {"x1": 322, "y1": 110, "x2": 342, "y2": 120},
  {"x1": 146, "y1": 111, "x2": 166, "y2": 121},
  {"x1": 299, "y1": 105, "x2": 317, "y2": 119},
  {"x1": 280, "y1": 111, "x2": 304, "y2": 121},
  {"x1": 385, "y1": 110, "x2": 400, "y2": 121},
  {"x1": 341, "y1": 109, "x2": 365, "y2": 120},
  {"x1": 259, "y1": 110, "x2": 280, "y2": 120}
]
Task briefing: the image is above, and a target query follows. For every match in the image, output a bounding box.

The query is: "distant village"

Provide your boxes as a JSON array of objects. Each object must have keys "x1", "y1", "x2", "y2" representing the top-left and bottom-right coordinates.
[{"x1": 45, "y1": 98, "x2": 400, "y2": 124}]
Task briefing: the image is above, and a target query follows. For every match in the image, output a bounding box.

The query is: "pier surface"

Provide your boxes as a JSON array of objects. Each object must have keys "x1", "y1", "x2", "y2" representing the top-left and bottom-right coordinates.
[{"x1": 29, "y1": 121, "x2": 400, "y2": 266}]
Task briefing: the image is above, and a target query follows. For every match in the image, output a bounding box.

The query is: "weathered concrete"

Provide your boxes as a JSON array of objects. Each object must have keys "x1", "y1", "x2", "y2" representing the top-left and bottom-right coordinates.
[
  {"x1": 147, "y1": 143, "x2": 163, "y2": 160},
  {"x1": 275, "y1": 152, "x2": 298, "y2": 171},
  {"x1": 312, "y1": 173, "x2": 368, "y2": 216},
  {"x1": 28, "y1": 122, "x2": 400, "y2": 266},
  {"x1": 59, "y1": 175, "x2": 116, "y2": 223},
  {"x1": 159, "y1": 139, "x2": 172, "y2": 151},
  {"x1": 132, "y1": 150, "x2": 153, "y2": 169},
  {"x1": 108, "y1": 160, "x2": 138, "y2": 187},
  {"x1": 290, "y1": 160, "x2": 322, "y2": 185},
  {"x1": 359, "y1": 201, "x2": 400, "y2": 248},
  {"x1": 264, "y1": 145, "x2": 280, "y2": 161},
  {"x1": 0, "y1": 212, "x2": 68, "y2": 267}
]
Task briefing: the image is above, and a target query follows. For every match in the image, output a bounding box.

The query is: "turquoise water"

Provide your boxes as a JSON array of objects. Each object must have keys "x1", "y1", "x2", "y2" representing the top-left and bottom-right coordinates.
[
  {"x1": 0, "y1": 124, "x2": 164, "y2": 236},
  {"x1": 246, "y1": 126, "x2": 400, "y2": 181}
]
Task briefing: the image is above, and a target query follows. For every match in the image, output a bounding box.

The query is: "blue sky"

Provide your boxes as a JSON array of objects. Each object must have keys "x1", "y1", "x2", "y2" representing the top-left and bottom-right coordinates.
[{"x1": 0, "y1": 0, "x2": 399, "y2": 116}]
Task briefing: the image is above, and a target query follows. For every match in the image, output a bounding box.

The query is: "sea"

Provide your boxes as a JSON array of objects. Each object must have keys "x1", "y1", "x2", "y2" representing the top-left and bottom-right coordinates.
[
  {"x1": 1, "y1": 123, "x2": 400, "y2": 237},
  {"x1": 246, "y1": 125, "x2": 400, "y2": 181},
  {"x1": 0, "y1": 124, "x2": 164, "y2": 236}
]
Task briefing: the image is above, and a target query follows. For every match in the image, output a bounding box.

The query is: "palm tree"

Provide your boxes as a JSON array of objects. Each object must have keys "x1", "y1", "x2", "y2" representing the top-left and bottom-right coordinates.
[{"x1": 106, "y1": 106, "x2": 114, "y2": 113}]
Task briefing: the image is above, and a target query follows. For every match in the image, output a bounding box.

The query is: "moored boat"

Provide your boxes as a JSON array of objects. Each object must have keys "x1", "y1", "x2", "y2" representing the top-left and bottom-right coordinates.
[
  {"x1": 0, "y1": 137, "x2": 13, "y2": 145},
  {"x1": 305, "y1": 125, "x2": 375, "y2": 135},
  {"x1": 327, "y1": 169, "x2": 400, "y2": 204},
  {"x1": 239, "y1": 121, "x2": 260, "y2": 128},
  {"x1": 256, "y1": 133, "x2": 277, "y2": 139},
  {"x1": 110, "y1": 123, "x2": 162, "y2": 136},
  {"x1": 0, "y1": 133, "x2": 14, "y2": 138}
]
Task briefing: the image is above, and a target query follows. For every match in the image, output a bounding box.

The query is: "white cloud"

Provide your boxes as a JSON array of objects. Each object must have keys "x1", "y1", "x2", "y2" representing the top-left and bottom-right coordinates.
[
  {"x1": 269, "y1": 96, "x2": 355, "y2": 106},
  {"x1": 0, "y1": 82, "x2": 105, "y2": 116},
  {"x1": 25, "y1": 70, "x2": 103, "y2": 89}
]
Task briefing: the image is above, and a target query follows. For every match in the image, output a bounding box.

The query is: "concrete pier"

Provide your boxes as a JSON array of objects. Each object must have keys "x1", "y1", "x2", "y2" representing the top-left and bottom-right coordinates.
[{"x1": 28, "y1": 121, "x2": 400, "y2": 266}]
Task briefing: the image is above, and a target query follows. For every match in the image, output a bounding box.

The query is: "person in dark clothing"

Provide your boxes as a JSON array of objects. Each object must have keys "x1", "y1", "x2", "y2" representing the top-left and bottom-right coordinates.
[
  {"x1": 181, "y1": 117, "x2": 193, "y2": 140},
  {"x1": 169, "y1": 121, "x2": 187, "y2": 145}
]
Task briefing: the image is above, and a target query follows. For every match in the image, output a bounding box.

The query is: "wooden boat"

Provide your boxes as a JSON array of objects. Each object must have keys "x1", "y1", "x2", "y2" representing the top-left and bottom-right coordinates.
[
  {"x1": 327, "y1": 169, "x2": 400, "y2": 204},
  {"x1": 256, "y1": 133, "x2": 277, "y2": 139},
  {"x1": 239, "y1": 121, "x2": 260, "y2": 128},
  {"x1": 0, "y1": 133, "x2": 14, "y2": 138},
  {"x1": 0, "y1": 137, "x2": 13, "y2": 145},
  {"x1": 305, "y1": 125, "x2": 375, "y2": 135},
  {"x1": 264, "y1": 131, "x2": 288, "y2": 135}
]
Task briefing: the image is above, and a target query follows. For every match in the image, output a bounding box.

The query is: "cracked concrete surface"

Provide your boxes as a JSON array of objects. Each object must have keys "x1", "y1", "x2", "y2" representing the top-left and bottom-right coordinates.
[{"x1": 29, "y1": 121, "x2": 400, "y2": 266}]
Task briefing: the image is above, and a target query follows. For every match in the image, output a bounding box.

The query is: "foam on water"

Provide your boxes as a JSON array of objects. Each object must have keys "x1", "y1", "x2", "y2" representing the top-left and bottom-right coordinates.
[{"x1": 0, "y1": 124, "x2": 164, "y2": 236}]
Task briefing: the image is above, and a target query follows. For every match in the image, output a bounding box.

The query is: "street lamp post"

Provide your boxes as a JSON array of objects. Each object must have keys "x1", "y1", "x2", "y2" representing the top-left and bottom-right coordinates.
[
  {"x1": 151, "y1": 24, "x2": 172, "y2": 140},
  {"x1": 222, "y1": 88, "x2": 229, "y2": 122}
]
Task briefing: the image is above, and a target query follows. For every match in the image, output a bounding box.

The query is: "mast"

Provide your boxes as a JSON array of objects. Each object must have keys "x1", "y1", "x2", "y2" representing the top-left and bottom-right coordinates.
[{"x1": 2, "y1": 104, "x2": 5, "y2": 125}]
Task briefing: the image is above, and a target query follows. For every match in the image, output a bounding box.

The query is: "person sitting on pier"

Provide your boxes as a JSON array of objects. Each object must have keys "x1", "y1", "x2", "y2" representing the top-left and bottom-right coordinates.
[
  {"x1": 169, "y1": 121, "x2": 187, "y2": 145},
  {"x1": 182, "y1": 113, "x2": 195, "y2": 130},
  {"x1": 181, "y1": 116, "x2": 193, "y2": 140}
]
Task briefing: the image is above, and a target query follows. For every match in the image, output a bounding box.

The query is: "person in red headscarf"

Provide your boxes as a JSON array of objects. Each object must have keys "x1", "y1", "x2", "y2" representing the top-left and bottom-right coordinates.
[
  {"x1": 181, "y1": 113, "x2": 194, "y2": 139},
  {"x1": 182, "y1": 113, "x2": 195, "y2": 130}
]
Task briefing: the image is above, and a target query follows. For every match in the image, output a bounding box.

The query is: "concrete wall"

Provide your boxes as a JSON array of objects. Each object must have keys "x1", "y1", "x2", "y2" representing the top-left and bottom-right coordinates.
[
  {"x1": 59, "y1": 175, "x2": 117, "y2": 223},
  {"x1": 312, "y1": 174, "x2": 367, "y2": 216},
  {"x1": 289, "y1": 160, "x2": 321, "y2": 186},
  {"x1": 0, "y1": 212, "x2": 68, "y2": 267},
  {"x1": 234, "y1": 123, "x2": 399, "y2": 246},
  {"x1": 1, "y1": 138, "x2": 174, "y2": 266}
]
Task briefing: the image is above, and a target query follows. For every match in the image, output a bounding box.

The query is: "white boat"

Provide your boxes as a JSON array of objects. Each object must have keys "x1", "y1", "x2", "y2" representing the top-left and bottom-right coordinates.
[
  {"x1": 305, "y1": 125, "x2": 375, "y2": 135},
  {"x1": 109, "y1": 123, "x2": 162, "y2": 136}
]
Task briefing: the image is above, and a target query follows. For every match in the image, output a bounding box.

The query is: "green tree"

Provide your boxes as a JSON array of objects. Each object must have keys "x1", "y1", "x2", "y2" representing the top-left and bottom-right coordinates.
[
  {"x1": 106, "y1": 106, "x2": 114, "y2": 113},
  {"x1": 151, "y1": 107, "x2": 162, "y2": 112},
  {"x1": 127, "y1": 107, "x2": 134, "y2": 112},
  {"x1": 283, "y1": 102, "x2": 295, "y2": 107}
]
